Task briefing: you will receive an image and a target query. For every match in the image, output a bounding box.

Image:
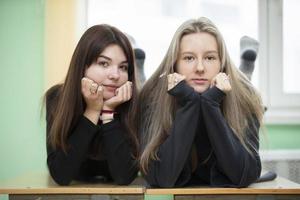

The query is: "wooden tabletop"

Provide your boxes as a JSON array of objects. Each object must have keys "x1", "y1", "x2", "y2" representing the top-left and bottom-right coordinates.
[
  {"x1": 146, "y1": 176, "x2": 300, "y2": 195},
  {"x1": 1, "y1": 171, "x2": 300, "y2": 195},
  {"x1": 0, "y1": 171, "x2": 144, "y2": 194}
]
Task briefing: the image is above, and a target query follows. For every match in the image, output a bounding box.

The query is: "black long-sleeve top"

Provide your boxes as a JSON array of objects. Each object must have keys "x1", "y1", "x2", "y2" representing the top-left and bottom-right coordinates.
[
  {"x1": 143, "y1": 81, "x2": 261, "y2": 188},
  {"x1": 46, "y1": 87, "x2": 138, "y2": 186}
]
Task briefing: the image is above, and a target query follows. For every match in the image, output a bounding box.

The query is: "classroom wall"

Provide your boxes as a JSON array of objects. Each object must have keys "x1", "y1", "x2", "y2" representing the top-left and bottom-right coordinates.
[
  {"x1": 0, "y1": 0, "x2": 300, "y2": 195},
  {"x1": 44, "y1": 0, "x2": 77, "y2": 90},
  {"x1": 0, "y1": 0, "x2": 46, "y2": 185},
  {"x1": 262, "y1": 125, "x2": 300, "y2": 149}
]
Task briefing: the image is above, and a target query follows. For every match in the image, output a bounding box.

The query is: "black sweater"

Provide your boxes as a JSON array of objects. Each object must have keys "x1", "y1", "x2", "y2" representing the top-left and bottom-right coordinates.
[
  {"x1": 46, "y1": 87, "x2": 138, "y2": 186},
  {"x1": 143, "y1": 81, "x2": 261, "y2": 188}
]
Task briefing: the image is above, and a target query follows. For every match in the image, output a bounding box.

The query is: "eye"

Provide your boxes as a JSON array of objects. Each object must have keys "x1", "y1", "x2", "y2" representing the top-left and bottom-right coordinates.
[
  {"x1": 183, "y1": 55, "x2": 195, "y2": 62},
  {"x1": 119, "y1": 64, "x2": 128, "y2": 71},
  {"x1": 205, "y1": 55, "x2": 217, "y2": 61},
  {"x1": 98, "y1": 61, "x2": 109, "y2": 67}
]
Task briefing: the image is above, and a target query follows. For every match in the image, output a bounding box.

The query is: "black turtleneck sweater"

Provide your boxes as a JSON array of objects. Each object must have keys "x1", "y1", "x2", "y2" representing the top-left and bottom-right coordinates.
[
  {"x1": 46, "y1": 86, "x2": 138, "y2": 186},
  {"x1": 143, "y1": 81, "x2": 261, "y2": 188}
]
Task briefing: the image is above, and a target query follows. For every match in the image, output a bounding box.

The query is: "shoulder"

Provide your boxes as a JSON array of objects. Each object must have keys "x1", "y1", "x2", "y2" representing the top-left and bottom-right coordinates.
[
  {"x1": 46, "y1": 84, "x2": 62, "y2": 106},
  {"x1": 45, "y1": 84, "x2": 63, "y2": 116}
]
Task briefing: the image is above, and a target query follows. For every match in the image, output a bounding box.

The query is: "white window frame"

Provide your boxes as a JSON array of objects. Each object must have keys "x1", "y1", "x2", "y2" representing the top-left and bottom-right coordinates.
[{"x1": 259, "y1": 0, "x2": 300, "y2": 124}]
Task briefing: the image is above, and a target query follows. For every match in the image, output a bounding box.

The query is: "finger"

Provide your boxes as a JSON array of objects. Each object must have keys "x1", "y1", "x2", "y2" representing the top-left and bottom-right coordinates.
[
  {"x1": 90, "y1": 82, "x2": 98, "y2": 94},
  {"x1": 85, "y1": 78, "x2": 93, "y2": 93},
  {"x1": 171, "y1": 74, "x2": 176, "y2": 87},
  {"x1": 121, "y1": 84, "x2": 126, "y2": 101},
  {"x1": 125, "y1": 82, "x2": 131, "y2": 100},
  {"x1": 82, "y1": 77, "x2": 88, "y2": 83},
  {"x1": 87, "y1": 78, "x2": 94, "y2": 87},
  {"x1": 128, "y1": 82, "x2": 133, "y2": 100},
  {"x1": 84, "y1": 77, "x2": 95, "y2": 83},
  {"x1": 123, "y1": 83, "x2": 129, "y2": 100},
  {"x1": 81, "y1": 77, "x2": 89, "y2": 95},
  {"x1": 81, "y1": 78, "x2": 87, "y2": 91},
  {"x1": 84, "y1": 77, "x2": 93, "y2": 91},
  {"x1": 167, "y1": 74, "x2": 175, "y2": 90},
  {"x1": 210, "y1": 77, "x2": 216, "y2": 88},
  {"x1": 115, "y1": 88, "x2": 119, "y2": 96},
  {"x1": 96, "y1": 85, "x2": 103, "y2": 97}
]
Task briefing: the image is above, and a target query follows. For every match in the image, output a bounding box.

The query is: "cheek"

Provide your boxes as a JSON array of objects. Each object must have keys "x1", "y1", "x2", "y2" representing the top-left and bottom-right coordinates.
[
  {"x1": 208, "y1": 65, "x2": 221, "y2": 79},
  {"x1": 176, "y1": 62, "x2": 191, "y2": 76},
  {"x1": 120, "y1": 72, "x2": 129, "y2": 83},
  {"x1": 85, "y1": 66, "x2": 106, "y2": 83}
]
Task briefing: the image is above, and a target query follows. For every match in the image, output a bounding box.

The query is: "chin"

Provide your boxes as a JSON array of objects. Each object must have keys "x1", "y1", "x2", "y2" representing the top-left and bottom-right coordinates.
[
  {"x1": 192, "y1": 85, "x2": 209, "y2": 94},
  {"x1": 103, "y1": 92, "x2": 115, "y2": 100}
]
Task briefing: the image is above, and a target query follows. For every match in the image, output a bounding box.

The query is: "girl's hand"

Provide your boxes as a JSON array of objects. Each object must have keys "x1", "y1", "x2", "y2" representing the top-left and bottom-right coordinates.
[
  {"x1": 167, "y1": 73, "x2": 185, "y2": 91},
  {"x1": 210, "y1": 73, "x2": 231, "y2": 92},
  {"x1": 81, "y1": 77, "x2": 104, "y2": 112},
  {"x1": 103, "y1": 81, "x2": 132, "y2": 111}
]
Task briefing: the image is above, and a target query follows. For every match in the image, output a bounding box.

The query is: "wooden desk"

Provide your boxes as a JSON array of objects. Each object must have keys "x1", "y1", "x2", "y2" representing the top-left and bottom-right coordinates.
[
  {"x1": 1, "y1": 172, "x2": 300, "y2": 200},
  {"x1": 0, "y1": 171, "x2": 144, "y2": 200},
  {"x1": 146, "y1": 176, "x2": 300, "y2": 200}
]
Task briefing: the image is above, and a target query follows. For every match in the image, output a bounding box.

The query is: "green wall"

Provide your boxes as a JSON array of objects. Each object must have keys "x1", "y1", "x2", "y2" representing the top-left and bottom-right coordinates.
[
  {"x1": 262, "y1": 125, "x2": 300, "y2": 149},
  {"x1": 0, "y1": 0, "x2": 46, "y2": 184}
]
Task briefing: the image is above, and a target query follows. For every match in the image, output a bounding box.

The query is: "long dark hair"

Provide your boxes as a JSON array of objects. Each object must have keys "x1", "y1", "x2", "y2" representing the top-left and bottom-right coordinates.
[{"x1": 45, "y1": 24, "x2": 139, "y2": 157}]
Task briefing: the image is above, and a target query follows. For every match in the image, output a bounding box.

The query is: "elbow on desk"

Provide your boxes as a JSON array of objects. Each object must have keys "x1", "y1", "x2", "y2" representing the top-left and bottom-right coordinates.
[
  {"x1": 114, "y1": 176, "x2": 135, "y2": 185},
  {"x1": 53, "y1": 178, "x2": 72, "y2": 186},
  {"x1": 112, "y1": 171, "x2": 137, "y2": 185},
  {"x1": 146, "y1": 176, "x2": 177, "y2": 188},
  {"x1": 230, "y1": 165, "x2": 262, "y2": 188},
  {"x1": 48, "y1": 168, "x2": 72, "y2": 186},
  {"x1": 50, "y1": 173, "x2": 72, "y2": 186}
]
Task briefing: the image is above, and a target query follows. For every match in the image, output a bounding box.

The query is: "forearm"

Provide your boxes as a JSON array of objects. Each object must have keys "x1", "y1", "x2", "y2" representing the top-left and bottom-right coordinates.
[
  {"x1": 201, "y1": 88, "x2": 261, "y2": 186},
  {"x1": 84, "y1": 109, "x2": 101, "y2": 125},
  {"x1": 47, "y1": 116, "x2": 99, "y2": 185},
  {"x1": 101, "y1": 120, "x2": 138, "y2": 185},
  {"x1": 146, "y1": 98, "x2": 200, "y2": 187}
]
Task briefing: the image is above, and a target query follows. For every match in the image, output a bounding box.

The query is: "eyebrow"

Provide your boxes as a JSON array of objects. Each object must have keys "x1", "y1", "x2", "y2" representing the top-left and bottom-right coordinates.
[
  {"x1": 181, "y1": 50, "x2": 218, "y2": 55},
  {"x1": 98, "y1": 55, "x2": 128, "y2": 64},
  {"x1": 99, "y1": 55, "x2": 112, "y2": 61}
]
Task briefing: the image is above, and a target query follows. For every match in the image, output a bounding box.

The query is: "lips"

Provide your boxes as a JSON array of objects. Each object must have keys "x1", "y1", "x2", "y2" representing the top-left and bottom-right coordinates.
[
  {"x1": 191, "y1": 78, "x2": 208, "y2": 85},
  {"x1": 103, "y1": 85, "x2": 118, "y2": 92}
]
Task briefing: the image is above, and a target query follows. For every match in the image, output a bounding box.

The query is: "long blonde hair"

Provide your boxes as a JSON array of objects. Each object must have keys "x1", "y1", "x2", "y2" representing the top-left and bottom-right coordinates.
[{"x1": 138, "y1": 17, "x2": 264, "y2": 173}]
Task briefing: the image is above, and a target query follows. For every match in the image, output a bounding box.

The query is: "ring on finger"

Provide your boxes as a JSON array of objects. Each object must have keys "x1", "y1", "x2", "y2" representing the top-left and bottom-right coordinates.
[{"x1": 90, "y1": 84, "x2": 98, "y2": 94}]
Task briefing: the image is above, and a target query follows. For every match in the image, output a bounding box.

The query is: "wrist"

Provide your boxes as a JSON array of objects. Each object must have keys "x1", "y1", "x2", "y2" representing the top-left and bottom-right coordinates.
[
  {"x1": 84, "y1": 109, "x2": 101, "y2": 125},
  {"x1": 102, "y1": 104, "x2": 115, "y2": 111},
  {"x1": 100, "y1": 113, "x2": 114, "y2": 124},
  {"x1": 101, "y1": 110, "x2": 116, "y2": 114},
  {"x1": 85, "y1": 104, "x2": 102, "y2": 112}
]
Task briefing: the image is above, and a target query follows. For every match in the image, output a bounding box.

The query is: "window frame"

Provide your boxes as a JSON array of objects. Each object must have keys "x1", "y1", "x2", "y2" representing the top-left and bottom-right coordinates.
[{"x1": 259, "y1": 0, "x2": 300, "y2": 124}]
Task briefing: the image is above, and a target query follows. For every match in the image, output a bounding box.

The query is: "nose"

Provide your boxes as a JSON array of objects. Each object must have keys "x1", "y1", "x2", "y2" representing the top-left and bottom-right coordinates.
[
  {"x1": 108, "y1": 66, "x2": 120, "y2": 80},
  {"x1": 196, "y1": 59, "x2": 205, "y2": 72}
]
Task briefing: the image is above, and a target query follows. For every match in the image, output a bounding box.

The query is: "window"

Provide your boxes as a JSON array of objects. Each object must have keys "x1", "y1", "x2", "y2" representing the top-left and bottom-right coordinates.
[
  {"x1": 283, "y1": 0, "x2": 300, "y2": 93},
  {"x1": 259, "y1": 0, "x2": 300, "y2": 124}
]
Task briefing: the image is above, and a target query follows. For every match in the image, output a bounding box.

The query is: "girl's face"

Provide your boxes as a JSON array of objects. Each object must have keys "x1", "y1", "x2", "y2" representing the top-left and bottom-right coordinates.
[
  {"x1": 85, "y1": 44, "x2": 129, "y2": 100},
  {"x1": 176, "y1": 32, "x2": 221, "y2": 93}
]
